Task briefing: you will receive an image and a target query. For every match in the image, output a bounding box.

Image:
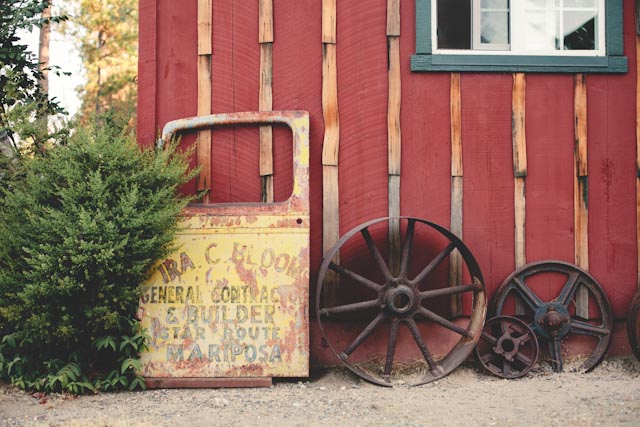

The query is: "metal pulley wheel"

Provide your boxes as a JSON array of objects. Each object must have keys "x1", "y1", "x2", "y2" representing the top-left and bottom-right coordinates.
[
  {"x1": 474, "y1": 315, "x2": 539, "y2": 379},
  {"x1": 492, "y1": 260, "x2": 613, "y2": 373},
  {"x1": 627, "y1": 291, "x2": 640, "y2": 362},
  {"x1": 316, "y1": 217, "x2": 487, "y2": 387}
]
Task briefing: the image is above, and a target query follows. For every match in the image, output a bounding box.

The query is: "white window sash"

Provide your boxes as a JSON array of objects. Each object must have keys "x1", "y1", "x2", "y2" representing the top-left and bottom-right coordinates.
[{"x1": 433, "y1": 0, "x2": 605, "y2": 56}]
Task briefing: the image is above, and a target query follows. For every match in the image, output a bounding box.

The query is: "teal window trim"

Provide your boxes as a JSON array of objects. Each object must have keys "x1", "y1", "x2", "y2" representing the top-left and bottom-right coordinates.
[{"x1": 412, "y1": 0, "x2": 628, "y2": 73}]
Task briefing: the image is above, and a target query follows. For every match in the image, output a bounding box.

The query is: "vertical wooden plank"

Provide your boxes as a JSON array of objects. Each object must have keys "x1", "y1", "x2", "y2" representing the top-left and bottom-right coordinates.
[
  {"x1": 259, "y1": 41, "x2": 274, "y2": 202},
  {"x1": 196, "y1": 0, "x2": 212, "y2": 203},
  {"x1": 512, "y1": 73, "x2": 528, "y2": 178},
  {"x1": 387, "y1": 37, "x2": 402, "y2": 176},
  {"x1": 387, "y1": 35, "x2": 402, "y2": 274},
  {"x1": 386, "y1": 0, "x2": 400, "y2": 36},
  {"x1": 450, "y1": 177, "x2": 463, "y2": 316},
  {"x1": 321, "y1": 0, "x2": 340, "y2": 306},
  {"x1": 322, "y1": 0, "x2": 337, "y2": 44},
  {"x1": 574, "y1": 73, "x2": 589, "y2": 318},
  {"x1": 197, "y1": 55, "x2": 212, "y2": 203},
  {"x1": 197, "y1": 0, "x2": 212, "y2": 55},
  {"x1": 259, "y1": 0, "x2": 274, "y2": 43},
  {"x1": 322, "y1": 44, "x2": 340, "y2": 166},
  {"x1": 322, "y1": 166, "x2": 340, "y2": 306},
  {"x1": 514, "y1": 178, "x2": 526, "y2": 267},
  {"x1": 449, "y1": 73, "x2": 463, "y2": 316},
  {"x1": 512, "y1": 73, "x2": 527, "y2": 315},
  {"x1": 450, "y1": 73, "x2": 463, "y2": 177}
]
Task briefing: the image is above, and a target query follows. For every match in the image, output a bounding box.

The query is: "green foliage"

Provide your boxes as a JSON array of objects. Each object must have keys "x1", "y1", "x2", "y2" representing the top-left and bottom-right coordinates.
[
  {"x1": 0, "y1": 113, "x2": 196, "y2": 394},
  {"x1": 0, "y1": 0, "x2": 68, "y2": 147}
]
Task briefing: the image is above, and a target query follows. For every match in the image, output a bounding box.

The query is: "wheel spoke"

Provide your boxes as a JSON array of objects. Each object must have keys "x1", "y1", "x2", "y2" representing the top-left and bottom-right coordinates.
[
  {"x1": 513, "y1": 352, "x2": 533, "y2": 367},
  {"x1": 411, "y1": 242, "x2": 457, "y2": 286},
  {"x1": 481, "y1": 331, "x2": 498, "y2": 345},
  {"x1": 511, "y1": 277, "x2": 544, "y2": 311},
  {"x1": 570, "y1": 319, "x2": 610, "y2": 337},
  {"x1": 513, "y1": 333, "x2": 531, "y2": 346},
  {"x1": 500, "y1": 320, "x2": 511, "y2": 334},
  {"x1": 319, "y1": 299, "x2": 380, "y2": 317},
  {"x1": 399, "y1": 219, "x2": 416, "y2": 279},
  {"x1": 383, "y1": 319, "x2": 400, "y2": 382},
  {"x1": 361, "y1": 228, "x2": 393, "y2": 281},
  {"x1": 417, "y1": 307, "x2": 473, "y2": 339},
  {"x1": 502, "y1": 360, "x2": 512, "y2": 376},
  {"x1": 340, "y1": 313, "x2": 385, "y2": 358},
  {"x1": 557, "y1": 272, "x2": 581, "y2": 307},
  {"x1": 548, "y1": 339, "x2": 563, "y2": 372},
  {"x1": 420, "y1": 283, "x2": 480, "y2": 300},
  {"x1": 329, "y1": 262, "x2": 382, "y2": 292},
  {"x1": 406, "y1": 319, "x2": 442, "y2": 375},
  {"x1": 481, "y1": 351, "x2": 498, "y2": 364}
]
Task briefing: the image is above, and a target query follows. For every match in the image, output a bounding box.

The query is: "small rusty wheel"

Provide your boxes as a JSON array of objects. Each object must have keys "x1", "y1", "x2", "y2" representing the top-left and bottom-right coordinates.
[
  {"x1": 492, "y1": 260, "x2": 613, "y2": 373},
  {"x1": 316, "y1": 217, "x2": 487, "y2": 387},
  {"x1": 627, "y1": 291, "x2": 640, "y2": 362},
  {"x1": 475, "y1": 316, "x2": 539, "y2": 379}
]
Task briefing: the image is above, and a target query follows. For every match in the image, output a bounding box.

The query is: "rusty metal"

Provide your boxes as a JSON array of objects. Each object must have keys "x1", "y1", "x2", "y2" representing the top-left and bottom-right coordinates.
[
  {"x1": 492, "y1": 260, "x2": 613, "y2": 373},
  {"x1": 627, "y1": 291, "x2": 640, "y2": 362},
  {"x1": 474, "y1": 316, "x2": 539, "y2": 379},
  {"x1": 316, "y1": 217, "x2": 487, "y2": 387},
  {"x1": 139, "y1": 110, "x2": 310, "y2": 381}
]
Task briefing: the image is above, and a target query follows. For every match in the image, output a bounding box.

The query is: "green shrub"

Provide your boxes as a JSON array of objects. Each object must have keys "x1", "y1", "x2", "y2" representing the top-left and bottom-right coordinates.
[{"x1": 0, "y1": 115, "x2": 195, "y2": 393}]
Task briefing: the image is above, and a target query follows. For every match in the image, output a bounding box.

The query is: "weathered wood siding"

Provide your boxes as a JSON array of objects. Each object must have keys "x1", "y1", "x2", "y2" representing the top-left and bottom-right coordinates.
[{"x1": 138, "y1": 0, "x2": 638, "y2": 357}]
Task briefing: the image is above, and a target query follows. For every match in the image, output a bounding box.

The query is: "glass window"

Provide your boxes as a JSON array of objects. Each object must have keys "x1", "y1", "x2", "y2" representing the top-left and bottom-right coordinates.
[
  {"x1": 412, "y1": 0, "x2": 627, "y2": 73},
  {"x1": 436, "y1": 0, "x2": 602, "y2": 55}
]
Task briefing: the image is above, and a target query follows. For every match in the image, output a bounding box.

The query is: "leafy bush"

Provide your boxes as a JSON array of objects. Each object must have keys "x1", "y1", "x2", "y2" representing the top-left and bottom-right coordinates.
[{"x1": 0, "y1": 115, "x2": 195, "y2": 393}]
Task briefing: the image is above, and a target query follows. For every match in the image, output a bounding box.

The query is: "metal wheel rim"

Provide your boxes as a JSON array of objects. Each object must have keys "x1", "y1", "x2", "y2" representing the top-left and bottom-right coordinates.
[
  {"x1": 627, "y1": 291, "x2": 640, "y2": 362},
  {"x1": 474, "y1": 315, "x2": 539, "y2": 379},
  {"x1": 315, "y1": 216, "x2": 487, "y2": 387},
  {"x1": 491, "y1": 260, "x2": 613, "y2": 373}
]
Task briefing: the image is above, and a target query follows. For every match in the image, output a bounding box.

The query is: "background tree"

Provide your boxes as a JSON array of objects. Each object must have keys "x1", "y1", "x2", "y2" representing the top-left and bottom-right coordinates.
[
  {"x1": 0, "y1": 0, "x2": 67, "y2": 153},
  {"x1": 67, "y1": 0, "x2": 138, "y2": 127}
]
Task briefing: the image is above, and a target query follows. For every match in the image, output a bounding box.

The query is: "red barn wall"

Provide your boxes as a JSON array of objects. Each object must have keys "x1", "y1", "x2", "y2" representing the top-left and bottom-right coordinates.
[{"x1": 138, "y1": 0, "x2": 639, "y2": 360}]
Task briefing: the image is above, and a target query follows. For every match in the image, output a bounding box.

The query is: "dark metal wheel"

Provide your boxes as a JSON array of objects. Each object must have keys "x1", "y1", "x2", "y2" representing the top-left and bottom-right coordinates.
[
  {"x1": 492, "y1": 260, "x2": 613, "y2": 373},
  {"x1": 315, "y1": 217, "x2": 487, "y2": 387},
  {"x1": 475, "y1": 316, "x2": 539, "y2": 379},
  {"x1": 627, "y1": 291, "x2": 640, "y2": 362}
]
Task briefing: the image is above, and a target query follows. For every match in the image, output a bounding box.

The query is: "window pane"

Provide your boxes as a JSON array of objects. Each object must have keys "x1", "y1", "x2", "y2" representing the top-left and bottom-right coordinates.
[
  {"x1": 563, "y1": 11, "x2": 596, "y2": 50},
  {"x1": 525, "y1": 0, "x2": 559, "y2": 9},
  {"x1": 563, "y1": 0, "x2": 596, "y2": 8},
  {"x1": 481, "y1": 12, "x2": 509, "y2": 44},
  {"x1": 481, "y1": 0, "x2": 509, "y2": 8},
  {"x1": 525, "y1": 11, "x2": 560, "y2": 50},
  {"x1": 437, "y1": 0, "x2": 471, "y2": 49}
]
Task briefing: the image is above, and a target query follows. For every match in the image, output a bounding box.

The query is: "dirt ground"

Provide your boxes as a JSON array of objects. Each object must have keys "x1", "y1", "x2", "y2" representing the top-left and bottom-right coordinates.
[{"x1": 1, "y1": 357, "x2": 639, "y2": 427}]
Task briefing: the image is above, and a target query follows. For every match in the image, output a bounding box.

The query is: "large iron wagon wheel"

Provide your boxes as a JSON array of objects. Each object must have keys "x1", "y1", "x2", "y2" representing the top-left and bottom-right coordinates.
[
  {"x1": 315, "y1": 217, "x2": 487, "y2": 387},
  {"x1": 492, "y1": 260, "x2": 613, "y2": 373},
  {"x1": 627, "y1": 291, "x2": 640, "y2": 362}
]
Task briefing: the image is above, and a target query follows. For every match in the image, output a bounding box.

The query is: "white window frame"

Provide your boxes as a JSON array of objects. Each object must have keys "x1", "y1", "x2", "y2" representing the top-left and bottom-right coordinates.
[
  {"x1": 473, "y1": 0, "x2": 511, "y2": 51},
  {"x1": 433, "y1": 0, "x2": 606, "y2": 57}
]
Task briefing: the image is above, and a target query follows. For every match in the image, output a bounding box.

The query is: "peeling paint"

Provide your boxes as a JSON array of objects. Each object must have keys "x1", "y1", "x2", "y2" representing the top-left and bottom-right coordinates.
[{"x1": 140, "y1": 111, "x2": 310, "y2": 379}]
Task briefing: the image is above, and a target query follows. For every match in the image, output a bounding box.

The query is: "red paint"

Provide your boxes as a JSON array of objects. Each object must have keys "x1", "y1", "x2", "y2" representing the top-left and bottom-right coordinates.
[
  {"x1": 586, "y1": 0, "x2": 638, "y2": 320},
  {"x1": 460, "y1": 73, "x2": 515, "y2": 298},
  {"x1": 271, "y1": 0, "x2": 323, "y2": 287},
  {"x1": 139, "y1": 0, "x2": 640, "y2": 358},
  {"x1": 137, "y1": 0, "x2": 157, "y2": 148},
  {"x1": 336, "y1": 2, "x2": 389, "y2": 234}
]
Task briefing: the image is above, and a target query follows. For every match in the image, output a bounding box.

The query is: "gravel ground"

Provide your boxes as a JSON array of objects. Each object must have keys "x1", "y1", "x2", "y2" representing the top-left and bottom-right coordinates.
[{"x1": 1, "y1": 357, "x2": 640, "y2": 427}]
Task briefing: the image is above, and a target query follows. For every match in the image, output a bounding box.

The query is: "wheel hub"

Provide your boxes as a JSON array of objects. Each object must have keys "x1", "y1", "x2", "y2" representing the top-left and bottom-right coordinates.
[
  {"x1": 494, "y1": 335, "x2": 518, "y2": 362},
  {"x1": 385, "y1": 283, "x2": 416, "y2": 315},
  {"x1": 534, "y1": 303, "x2": 571, "y2": 341}
]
